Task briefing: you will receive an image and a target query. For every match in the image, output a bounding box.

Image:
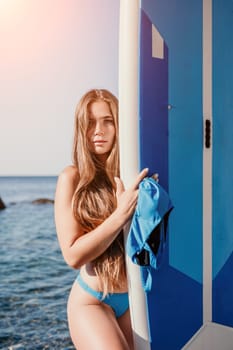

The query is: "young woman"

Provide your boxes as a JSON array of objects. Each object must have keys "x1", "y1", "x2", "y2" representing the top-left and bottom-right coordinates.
[{"x1": 54, "y1": 89, "x2": 148, "y2": 350}]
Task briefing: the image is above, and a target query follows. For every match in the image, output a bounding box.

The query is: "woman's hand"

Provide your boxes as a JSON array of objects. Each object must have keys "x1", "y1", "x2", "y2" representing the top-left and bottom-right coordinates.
[{"x1": 114, "y1": 168, "x2": 149, "y2": 223}]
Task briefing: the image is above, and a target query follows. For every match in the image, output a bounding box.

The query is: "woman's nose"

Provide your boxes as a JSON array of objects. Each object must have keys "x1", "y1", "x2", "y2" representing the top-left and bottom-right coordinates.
[{"x1": 94, "y1": 123, "x2": 104, "y2": 135}]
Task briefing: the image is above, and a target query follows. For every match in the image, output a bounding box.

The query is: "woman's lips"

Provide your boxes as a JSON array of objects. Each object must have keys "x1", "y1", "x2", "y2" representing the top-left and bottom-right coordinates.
[{"x1": 93, "y1": 140, "x2": 107, "y2": 143}]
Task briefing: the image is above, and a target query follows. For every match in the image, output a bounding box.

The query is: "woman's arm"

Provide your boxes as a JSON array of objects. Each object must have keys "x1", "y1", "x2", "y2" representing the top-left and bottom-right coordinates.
[{"x1": 54, "y1": 166, "x2": 148, "y2": 269}]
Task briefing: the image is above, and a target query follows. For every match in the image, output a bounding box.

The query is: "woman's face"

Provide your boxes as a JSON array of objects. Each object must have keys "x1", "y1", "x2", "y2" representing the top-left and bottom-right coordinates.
[{"x1": 87, "y1": 100, "x2": 116, "y2": 162}]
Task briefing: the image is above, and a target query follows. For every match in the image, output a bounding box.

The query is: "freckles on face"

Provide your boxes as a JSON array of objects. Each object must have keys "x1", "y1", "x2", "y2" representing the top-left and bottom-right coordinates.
[{"x1": 87, "y1": 100, "x2": 116, "y2": 160}]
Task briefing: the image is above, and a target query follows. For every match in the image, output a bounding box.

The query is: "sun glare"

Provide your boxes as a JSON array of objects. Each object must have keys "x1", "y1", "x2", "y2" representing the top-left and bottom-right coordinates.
[
  {"x1": 0, "y1": 0, "x2": 21, "y2": 24},
  {"x1": 0, "y1": 0, "x2": 16, "y2": 11}
]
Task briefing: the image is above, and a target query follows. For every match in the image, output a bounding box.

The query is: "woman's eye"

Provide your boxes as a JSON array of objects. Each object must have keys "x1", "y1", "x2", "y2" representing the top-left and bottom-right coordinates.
[{"x1": 105, "y1": 118, "x2": 114, "y2": 124}]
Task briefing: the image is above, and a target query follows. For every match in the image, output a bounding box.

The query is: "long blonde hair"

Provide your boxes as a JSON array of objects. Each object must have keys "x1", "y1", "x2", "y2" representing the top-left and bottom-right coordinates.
[{"x1": 72, "y1": 89, "x2": 126, "y2": 295}]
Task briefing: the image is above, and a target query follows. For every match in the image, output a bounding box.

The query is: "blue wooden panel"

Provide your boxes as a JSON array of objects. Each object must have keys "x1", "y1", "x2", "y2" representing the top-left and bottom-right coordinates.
[
  {"x1": 141, "y1": 0, "x2": 203, "y2": 285},
  {"x1": 212, "y1": 0, "x2": 233, "y2": 328},
  {"x1": 139, "y1": 10, "x2": 169, "y2": 189},
  {"x1": 139, "y1": 1, "x2": 203, "y2": 348}
]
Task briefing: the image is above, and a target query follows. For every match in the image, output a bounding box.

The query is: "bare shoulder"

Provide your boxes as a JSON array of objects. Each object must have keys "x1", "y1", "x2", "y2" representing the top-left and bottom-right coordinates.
[
  {"x1": 59, "y1": 165, "x2": 79, "y2": 179},
  {"x1": 56, "y1": 165, "x2": 79, "y2": 199},
  {"x1": 58, "y1": 165, "x2": 79, "y2": 186}
]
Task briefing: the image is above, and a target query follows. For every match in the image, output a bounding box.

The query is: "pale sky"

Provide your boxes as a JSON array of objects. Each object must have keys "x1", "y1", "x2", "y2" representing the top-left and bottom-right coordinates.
[{"x1": 0, "y1": 0, "x2": 119, "y2": 175}]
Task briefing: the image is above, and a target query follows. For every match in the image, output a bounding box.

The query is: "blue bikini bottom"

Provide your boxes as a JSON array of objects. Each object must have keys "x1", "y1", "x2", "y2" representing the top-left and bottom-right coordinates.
[{"x1": 76, "y1": 272, "x2": 129, "y2": 318}]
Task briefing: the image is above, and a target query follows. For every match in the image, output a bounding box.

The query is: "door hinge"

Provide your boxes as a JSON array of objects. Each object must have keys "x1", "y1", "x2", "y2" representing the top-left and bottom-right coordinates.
[{"x1": 205, "y1": 119, "x2": 211, "y2": 148}]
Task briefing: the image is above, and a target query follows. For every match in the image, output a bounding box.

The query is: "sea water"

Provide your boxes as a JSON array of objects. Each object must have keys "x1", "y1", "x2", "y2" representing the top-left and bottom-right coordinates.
[{"x1": 0, "y1": 177, "x2": 76, "y2": 350}]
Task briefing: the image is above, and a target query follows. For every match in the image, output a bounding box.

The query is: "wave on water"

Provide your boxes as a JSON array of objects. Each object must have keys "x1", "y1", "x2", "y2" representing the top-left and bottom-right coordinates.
[{"x1": 0, "y1": 177, "x2": 76, "y2": 349}]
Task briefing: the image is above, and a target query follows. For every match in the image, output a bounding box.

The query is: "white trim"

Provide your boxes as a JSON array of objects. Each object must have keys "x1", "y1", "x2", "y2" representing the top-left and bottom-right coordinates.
[
  {"x1": 119, "y1": 1, "x2": 151, "y2": 349},
  {"x1": 203, "y1": 0, "x2": 213, "y2": 323},
  {"x1": 182, "y1": 322, "x2": 233, "y2": 350}
]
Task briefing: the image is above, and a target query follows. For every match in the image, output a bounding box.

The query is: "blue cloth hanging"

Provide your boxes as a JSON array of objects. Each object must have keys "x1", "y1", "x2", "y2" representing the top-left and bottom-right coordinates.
[{"x1": 126, "y1": 177, "x2": 173, "y2": 291}]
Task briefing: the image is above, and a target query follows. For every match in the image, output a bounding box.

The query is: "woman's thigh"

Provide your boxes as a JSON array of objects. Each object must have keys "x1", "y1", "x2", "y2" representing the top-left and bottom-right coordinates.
[
  {"x1": 67, "y1": 282, "x2": 131, "y2": 350},
  {"x1": 68, "y1": 303, "x2": 131, "y2": 350},
  {"x1": 117, "y1": 310, "x2": 134, "y2": 350}
]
